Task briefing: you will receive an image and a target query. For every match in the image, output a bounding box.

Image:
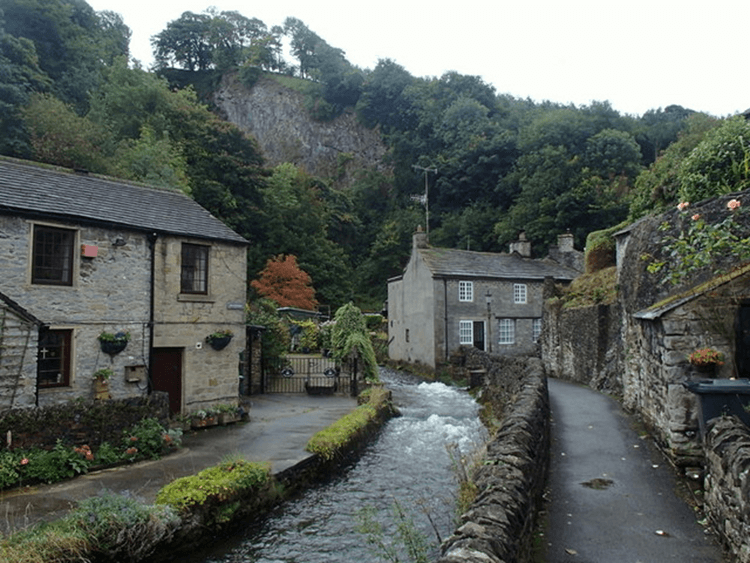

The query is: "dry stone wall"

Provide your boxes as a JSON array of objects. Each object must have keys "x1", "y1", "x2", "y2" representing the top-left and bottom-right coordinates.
[
  {"x1": 704, "y1": 416, "x2": 750, "y2": 562},
  {"x1": 440, "y1": 352, "x2": 549, "y2": 563}
]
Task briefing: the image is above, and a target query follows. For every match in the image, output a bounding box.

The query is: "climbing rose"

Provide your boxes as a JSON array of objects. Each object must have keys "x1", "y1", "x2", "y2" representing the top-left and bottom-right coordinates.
[
  {"x1": 677, "y1": 201, "x2": 690, "y2": 211},
  {"x1": 692, "y1": 214, "x2": 701, "y2": 221},
  {"x1": 727, "y1": 199, "x2": 741, "y2": 211}
]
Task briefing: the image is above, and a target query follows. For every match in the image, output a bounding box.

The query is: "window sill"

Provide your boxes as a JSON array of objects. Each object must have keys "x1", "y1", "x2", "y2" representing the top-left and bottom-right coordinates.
[{"x1": 178, "y1": 293, "x2": 215, "y2": 304}]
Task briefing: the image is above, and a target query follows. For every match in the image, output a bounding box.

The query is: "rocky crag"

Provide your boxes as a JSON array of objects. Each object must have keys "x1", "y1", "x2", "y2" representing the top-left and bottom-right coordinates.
[{"x1": 213, "y1": 74, "x2": 389, "y2": 187}]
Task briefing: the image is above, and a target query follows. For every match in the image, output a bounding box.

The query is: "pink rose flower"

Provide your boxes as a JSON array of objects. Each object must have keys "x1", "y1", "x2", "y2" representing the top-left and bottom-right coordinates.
[
  {"x1": 677, "y1": 201, "x2": 690, "y2": 211},
  {"x1": 692, "y1": 214, "x2": 701, "y2": 221},
  {"x1": 727, "y1": 199, "x2": 741, "y2": 211}
]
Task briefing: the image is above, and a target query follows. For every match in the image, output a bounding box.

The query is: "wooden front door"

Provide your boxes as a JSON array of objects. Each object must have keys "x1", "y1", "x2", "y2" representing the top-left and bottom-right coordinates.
[
  {"x1": 151, "y1": 347, "x2": 183, "y2": 415},
  {"x1": 737, "y1": 304, "x2": 750, "y2": 378},
  {"x1": 473, "y1": 321, "x2": 485, "y2": 351}
]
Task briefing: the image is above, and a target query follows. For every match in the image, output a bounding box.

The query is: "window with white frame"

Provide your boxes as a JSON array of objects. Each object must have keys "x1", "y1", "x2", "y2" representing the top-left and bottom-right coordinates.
[
  {"x1": 459, "y1": 320, "x2": 473, "y2": 345},
  {"x1": 458, "y1": 281, "x2": 473, "y2": 302},
  {"x1": 533, "y1": 318, "x2": 542, "y2": 342},
  {"x1": 513, "y1": 283, "x2": 527, "y2": 304},
  {"x1": 498, "y1": 318, "x2": 515, "y2": 345}
]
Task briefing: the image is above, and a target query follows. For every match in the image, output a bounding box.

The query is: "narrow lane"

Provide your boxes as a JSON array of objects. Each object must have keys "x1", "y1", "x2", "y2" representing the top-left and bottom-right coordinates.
[{"x1": 545, "y1": 377, "x2": 723, "y2": 563}]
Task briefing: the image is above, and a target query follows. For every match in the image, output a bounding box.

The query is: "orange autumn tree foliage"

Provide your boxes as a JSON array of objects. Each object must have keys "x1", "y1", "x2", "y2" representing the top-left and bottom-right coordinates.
[{"x1": 251, "y1": 254, "x2": 318, "y2": 310}]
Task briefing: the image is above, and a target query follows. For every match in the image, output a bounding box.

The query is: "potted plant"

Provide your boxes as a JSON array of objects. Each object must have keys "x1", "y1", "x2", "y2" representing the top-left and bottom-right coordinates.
[
  {"x1": 98, "y1": 331, "x2": 130, "y2": 355},
  {"x1": 206, "y1": 330, "x2": 233, "y2": 351},
  {"x1": 688, "y1": 347, "x2": 725, "y2": 376},
  {"x1": 215, "y1": 403, "x2": 241, "y2": 425},
  {"x1": 190, "y1": 409, "x2": 218, "y2": 429},
  {"x1": 93, "y1": 368, "x2": 113, "y2": 400}
]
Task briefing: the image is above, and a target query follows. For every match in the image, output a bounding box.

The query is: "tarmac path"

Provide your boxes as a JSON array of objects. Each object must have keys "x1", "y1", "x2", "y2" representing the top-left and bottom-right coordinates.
[
  {"x1": 545, "y1": 377, "x2": 724, "y2": 563},
  {"x1": 0, "y1": 393, "x2": 357, "y2": 536}
]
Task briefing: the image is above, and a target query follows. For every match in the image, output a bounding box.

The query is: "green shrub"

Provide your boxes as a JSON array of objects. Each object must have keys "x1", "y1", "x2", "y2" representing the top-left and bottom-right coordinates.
[
  {"x1": 306, "y1": 386, "x2": 391, "y2": 460},
  {"x1": 156, "y1": 459, "x2": 270, "y2": 511},
  {"x1": 70, "y1": 491, "x2": 178, "y2": 560},
  {"x1": 238, "y1": 65, "x2": 262, "y2": 88},
  {"x1": 0, "y1": 450, "x2": 21, "y2": 489},
  {"x1": 94, "y1": 441, "x2": 122, "y2": 465},
  {"x1": 123, "y1": 417, "x2": 170, "y2": 460},
  {"x1": 23, "y1": 440, "x2": 91, "y2": 484}
]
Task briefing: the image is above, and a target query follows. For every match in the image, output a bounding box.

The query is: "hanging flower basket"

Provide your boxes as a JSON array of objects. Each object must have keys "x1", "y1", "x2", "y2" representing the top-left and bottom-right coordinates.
[
  {"x1": 206, "y1": 330, "x2": 233, "y2": 351},
  {"x1": 98, "y1": 331, "x2": 130, "y2": 355}
]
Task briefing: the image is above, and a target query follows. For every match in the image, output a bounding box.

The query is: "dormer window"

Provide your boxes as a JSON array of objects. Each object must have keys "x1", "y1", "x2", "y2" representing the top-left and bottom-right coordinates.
[{"x1": 459, "y1": 281, "x2": 473, "y2": 302}]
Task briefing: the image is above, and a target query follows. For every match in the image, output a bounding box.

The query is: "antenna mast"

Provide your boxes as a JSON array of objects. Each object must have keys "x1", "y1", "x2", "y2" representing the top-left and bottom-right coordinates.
[{"x1": 411, "y1": 164, "x2": 437, "y2": 235}]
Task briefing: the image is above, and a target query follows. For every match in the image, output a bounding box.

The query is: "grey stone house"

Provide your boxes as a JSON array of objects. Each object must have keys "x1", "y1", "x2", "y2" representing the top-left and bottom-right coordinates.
[
  {"x1": 0, "y1": 157, "x2": 249, "y2": 414},
  {"x1": 388, "y1": 229, "x2": 581, "y2": 368}
]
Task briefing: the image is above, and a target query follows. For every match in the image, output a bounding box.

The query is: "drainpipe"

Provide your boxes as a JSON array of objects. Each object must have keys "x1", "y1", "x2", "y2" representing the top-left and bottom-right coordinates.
[
  {"x1": 444, "y1": 279, "x2": 449, "y2": 362},
  {"x1": 147, "y1": 232, "x2": 158, "y2": 393}
]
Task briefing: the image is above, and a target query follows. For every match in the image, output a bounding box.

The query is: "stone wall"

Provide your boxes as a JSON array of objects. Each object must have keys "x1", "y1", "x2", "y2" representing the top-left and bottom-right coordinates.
[
  {"x1": 703, "y1": 416, "x2": 750, "y2": 562},
  {"x1": 0, "y1": 216, "x2": 152, "y2": 406},
  {"x1": 439, "y1": 352, "x2": 549, "y2": 563},
  {"x1": 0, "y1": 392, "x2": 169, "y2": 450},
  {"x1": 541, "y1": 301, "x2": 622, "y2": 394},
  {"x1": 153, "y1": 236, "x2": 247, "y2": 412}
]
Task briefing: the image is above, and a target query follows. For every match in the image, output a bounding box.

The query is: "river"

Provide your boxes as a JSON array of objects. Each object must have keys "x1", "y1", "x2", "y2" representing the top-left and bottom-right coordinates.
[{"x1": 192, "y1": 367, "x2": 486, "y2": 563}]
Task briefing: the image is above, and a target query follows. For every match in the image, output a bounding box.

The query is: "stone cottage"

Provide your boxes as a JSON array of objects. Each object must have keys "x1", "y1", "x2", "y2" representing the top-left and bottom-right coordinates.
[
  {"x1": 0, "y1": 157, "x2": 248, "y2": 415},
  {"x1": 388, "y1": 229, "x2": 582, "y2": 368}
]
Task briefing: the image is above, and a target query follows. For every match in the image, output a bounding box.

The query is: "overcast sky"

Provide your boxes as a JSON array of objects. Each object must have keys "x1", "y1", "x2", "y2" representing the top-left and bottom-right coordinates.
[{"x1": 86, "y1": 0, "x2": 748, "y2": 118}]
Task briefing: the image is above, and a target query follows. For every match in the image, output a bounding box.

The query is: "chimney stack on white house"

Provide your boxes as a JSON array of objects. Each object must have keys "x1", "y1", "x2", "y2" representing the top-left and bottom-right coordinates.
[
  {"x1": 509, "y1": 232, "x2": 532, "y2": 257},
  {"x1": 557, "y1": 232, "x2": 575, "y2": 253}
]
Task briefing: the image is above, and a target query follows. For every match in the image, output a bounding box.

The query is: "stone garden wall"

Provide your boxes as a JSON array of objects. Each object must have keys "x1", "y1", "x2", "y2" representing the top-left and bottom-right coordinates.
[
  {"x1": 0, "y1": 392, "x2": 169, "y2": 451},
  {"x1": 439, "y1": 351, "x2": 549, "y2": 563},
  {"x1": 704, "y1": 416, "x2": 750, "y2": 562}
]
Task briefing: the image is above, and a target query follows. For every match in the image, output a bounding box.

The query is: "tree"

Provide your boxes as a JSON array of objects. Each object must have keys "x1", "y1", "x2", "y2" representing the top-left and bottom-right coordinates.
[
  {"x1": 678, "y1": 116, "x2": 750, "y2": 203},
  {"x1": 251, "y1": 255, "x2": 317, "y2": 310},
  {"x1": 152, "y1": 11, "x2": 212, "y2": 71}
]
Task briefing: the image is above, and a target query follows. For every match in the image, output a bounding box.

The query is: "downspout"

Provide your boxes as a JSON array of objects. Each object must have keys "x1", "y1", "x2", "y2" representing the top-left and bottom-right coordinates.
[
  {"x1": 147, "y1": 232, "x2": 158, "y2": 393},
  {"x1": 444, "y1": 279, "x2": 449, "y2": 362}
]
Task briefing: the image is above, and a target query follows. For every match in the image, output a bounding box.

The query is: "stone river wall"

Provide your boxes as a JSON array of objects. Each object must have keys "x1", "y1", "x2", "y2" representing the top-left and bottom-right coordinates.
[{"x1": 439, "y1": 351, "x2": 550, "y2": 563}]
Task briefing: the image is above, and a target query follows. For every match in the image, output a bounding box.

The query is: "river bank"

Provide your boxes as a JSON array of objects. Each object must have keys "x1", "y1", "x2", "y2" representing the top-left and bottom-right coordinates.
[{"x1": 0, "y1": 388, "x2": 395, "y2": 562}]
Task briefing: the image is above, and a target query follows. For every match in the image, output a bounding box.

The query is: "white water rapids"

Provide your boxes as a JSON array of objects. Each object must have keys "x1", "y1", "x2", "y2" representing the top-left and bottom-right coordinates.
[{"x1": 196, "y1": 367, "x2": 486, "y2": 563}]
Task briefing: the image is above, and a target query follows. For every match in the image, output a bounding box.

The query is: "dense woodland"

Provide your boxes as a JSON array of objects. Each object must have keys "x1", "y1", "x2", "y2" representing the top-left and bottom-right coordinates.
[{"x1": 2, "y1": 1, "x2": 749, "y2": 311}]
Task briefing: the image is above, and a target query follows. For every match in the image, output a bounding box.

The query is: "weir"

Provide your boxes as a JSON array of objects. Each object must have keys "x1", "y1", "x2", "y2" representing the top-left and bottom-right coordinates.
[{"x1": 191, "y1": 367, "x2": 486, "y2": 563}]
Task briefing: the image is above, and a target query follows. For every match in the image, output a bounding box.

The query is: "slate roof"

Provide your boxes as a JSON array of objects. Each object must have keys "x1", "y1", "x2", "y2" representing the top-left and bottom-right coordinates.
[
  {"x1": 0, "y1": 157, "x2": 248, "y2": 245},
  {"x1": 419, "y1": 247, "x2": 580, "y2": 281}
]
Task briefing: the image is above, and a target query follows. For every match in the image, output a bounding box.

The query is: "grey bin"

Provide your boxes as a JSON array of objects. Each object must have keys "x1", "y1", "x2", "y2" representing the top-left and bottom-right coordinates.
[{"x1": 683, "y1": 379, "x2": 750, "y2": 437}]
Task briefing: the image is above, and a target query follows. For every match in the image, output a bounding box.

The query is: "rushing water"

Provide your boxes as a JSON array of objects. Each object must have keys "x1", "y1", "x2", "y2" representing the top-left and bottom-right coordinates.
[{"x1": 197, "y1": 367, "x2": 486, "y2": 563}]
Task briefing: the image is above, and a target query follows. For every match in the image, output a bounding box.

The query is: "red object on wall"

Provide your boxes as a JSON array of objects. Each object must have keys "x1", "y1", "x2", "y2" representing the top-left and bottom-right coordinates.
[{"x1": 81, "y1": 244, "x2": 98, "y2": 258}]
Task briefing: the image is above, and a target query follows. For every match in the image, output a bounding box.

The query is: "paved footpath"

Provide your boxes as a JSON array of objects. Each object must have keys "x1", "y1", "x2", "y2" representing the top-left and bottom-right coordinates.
[
  {"x1": 0, "y1": 393, "x2": 357, "y2": 536},
  {"x1": 545, "y1": 378, "x2": 725, "y2": 563}
]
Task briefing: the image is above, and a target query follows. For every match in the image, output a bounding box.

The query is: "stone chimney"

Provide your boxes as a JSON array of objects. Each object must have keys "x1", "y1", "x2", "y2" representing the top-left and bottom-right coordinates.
[
  {"x1": 557, "y1": 232, "x2": 575, "y2": 253},
  {"x1": 509, "y1": 232, "x2": 532, "y2": 257},
  {"x1": 414, "y1": 225, "x2": 429, "y2": 249}
]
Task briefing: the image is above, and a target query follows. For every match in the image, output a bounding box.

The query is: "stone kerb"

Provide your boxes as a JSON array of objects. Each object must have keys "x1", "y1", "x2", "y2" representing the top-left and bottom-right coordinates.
[
  {"x1": 438, "y1": 355, "x2": 550, "y2": 563},
  {"x1": 703, "y1": 416, "x2": 750, "y2": 562}
]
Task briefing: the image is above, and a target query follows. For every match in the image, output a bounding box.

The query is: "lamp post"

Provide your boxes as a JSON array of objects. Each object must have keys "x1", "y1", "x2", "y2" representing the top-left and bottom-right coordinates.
[{"x1": 485, "y1": 290, "x2": 492, "y2": 353}]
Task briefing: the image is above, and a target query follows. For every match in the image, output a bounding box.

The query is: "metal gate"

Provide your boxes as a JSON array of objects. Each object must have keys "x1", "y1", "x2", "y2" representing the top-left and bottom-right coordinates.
[{"x1": 262, "y1": 355, "x2": 356, "y2": 396}]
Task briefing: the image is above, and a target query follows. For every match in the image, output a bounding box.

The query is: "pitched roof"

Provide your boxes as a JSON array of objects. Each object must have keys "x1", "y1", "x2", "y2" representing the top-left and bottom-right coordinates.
[
  {"x1": 0, "y1": 290, "x2": 43, "y2": 326},
  {"x1": 419, "y1": 247, "x2": 579, "y2": 281},
  {"x1": 0, "y1": 157, "x2": 248, "y2": 245}
]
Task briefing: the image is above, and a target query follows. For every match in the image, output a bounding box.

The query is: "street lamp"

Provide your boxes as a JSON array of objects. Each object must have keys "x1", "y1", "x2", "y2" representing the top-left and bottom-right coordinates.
[{"x1": 485, "y1": 291, "x2": 492, "y2": 353}]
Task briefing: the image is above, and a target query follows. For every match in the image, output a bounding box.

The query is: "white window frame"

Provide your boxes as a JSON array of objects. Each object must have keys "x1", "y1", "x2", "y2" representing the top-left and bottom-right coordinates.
[
  {"x1": 498, "y1": 318, "x2": 515, "y2": 345},
  {"x1": 533, "y1": 318, "x2": 542, "y2": 342},
  {"x1": 459, "y1": 281, "x2": 474, "y2": 302},
  {"x1": 459, "y1": 320, "x2": 474, "y2": 345},
  {"x1": 513, "y1": 283, "x2": 527, "y2": 304}
]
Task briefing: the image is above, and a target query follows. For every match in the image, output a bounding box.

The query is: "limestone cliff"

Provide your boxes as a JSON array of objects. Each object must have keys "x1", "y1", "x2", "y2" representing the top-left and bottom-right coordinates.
[{"x1": 213, "y1": 73, "x2": 389, "y2": 186}]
